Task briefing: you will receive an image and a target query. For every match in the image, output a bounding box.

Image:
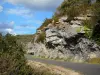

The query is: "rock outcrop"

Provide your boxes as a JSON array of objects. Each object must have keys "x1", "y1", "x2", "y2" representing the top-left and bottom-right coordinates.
[
  {"x1": 27, "y1": 15, "x2": 100, "y2": 62},
  {"x1": 44, "y1": 22, "x2": 100, "y2": 61},
  {"x1": 27, "y1": 37, "x2": 100, "y2": 62}
]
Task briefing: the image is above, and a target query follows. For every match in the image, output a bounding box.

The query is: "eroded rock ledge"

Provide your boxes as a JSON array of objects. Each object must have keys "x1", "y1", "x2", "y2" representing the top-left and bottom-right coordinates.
[{"x1": 27, "y1": 16, "x2": 100, "y2": 62}]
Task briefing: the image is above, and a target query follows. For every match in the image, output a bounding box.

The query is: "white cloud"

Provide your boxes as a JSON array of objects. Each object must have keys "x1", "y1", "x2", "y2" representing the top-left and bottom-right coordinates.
[
  {"x1": 0, "y1": 6, "x2": 3, "y2": 12},
  {"x1": 5, "y1": 28, "x2": 16, "y2": 35},
  {"x1": 5, "y1": 0, "x2": 63, "y2": 11},
  {"x1": 0, "y1": 21, "x2": 16, "y2": 35},
  {"x1": 0, "y1": 21, "x2": 36, "y2": 35},
  {"x1": 7, "y1": 7, "x2": 33, "y2": 18},
  {"x1": 6, "y1": 28, "x2": 12, "y2": 33}
]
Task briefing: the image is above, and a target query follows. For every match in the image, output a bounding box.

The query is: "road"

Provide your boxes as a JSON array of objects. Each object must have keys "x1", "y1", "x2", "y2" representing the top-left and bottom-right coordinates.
[{"x1": 26, "y1": 54, "x2": 100, "y2": 75}]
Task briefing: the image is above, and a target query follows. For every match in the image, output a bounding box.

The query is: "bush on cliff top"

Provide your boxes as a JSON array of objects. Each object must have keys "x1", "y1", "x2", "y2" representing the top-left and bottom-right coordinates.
[
  {"x1": 38, "y1": 18, "x2": 52, "y2": 30},
  {"x1": 56, "y1": 0, "x2": 90, "y2": 20}
]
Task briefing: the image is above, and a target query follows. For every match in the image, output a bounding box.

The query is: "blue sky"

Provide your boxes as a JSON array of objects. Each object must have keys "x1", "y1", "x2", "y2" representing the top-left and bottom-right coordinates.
[{"x1": 0, "y1": 0, "x2": 63, "y2": 35}]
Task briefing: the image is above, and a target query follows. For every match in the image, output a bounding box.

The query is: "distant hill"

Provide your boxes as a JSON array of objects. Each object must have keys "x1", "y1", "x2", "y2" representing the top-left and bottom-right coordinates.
[{"x1": 16, "y1": 34, "x2": 34, "y2": 44}]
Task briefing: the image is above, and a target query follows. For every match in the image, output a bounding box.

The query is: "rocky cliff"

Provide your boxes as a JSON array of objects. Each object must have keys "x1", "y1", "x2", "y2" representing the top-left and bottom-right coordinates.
[
  {"x1": 27, "y1": 15, "x2": 100, "y2": 62},
  {"x1": 27, "y1": 0, "x2": 100, "y2": 62}
]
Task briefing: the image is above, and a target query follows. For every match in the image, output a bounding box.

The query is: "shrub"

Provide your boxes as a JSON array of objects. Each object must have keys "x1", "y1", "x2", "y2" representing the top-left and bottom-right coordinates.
[
  {"x1": 87, "y1": 58, "x2": 100, "y2": 64},
  {"x1": 16, "y1": 34, "x2": 34, "y2": 44},
  {"x1": 54, "y1": 0, "x2": 91, "y2": 21},
  {"x1": 94, "y1": 36, "x2": 100, "y2": 45},
  {"x1": 91, "y1": 2, "x2": 100, "y2": 45},
  {"x1": 84, "y1": 26, "x2": 92, "y2": 38},
  {"x1": 36, "y1": 32, "x2": 46, "y2": 43},
  {"x1": 56, "y1": 0, "x2": 90, "y2": 21},
  {"x1": 82, "y1": 20, "x2": 93, "y2": 29},
  {"x1": 0, "y1": 34, "x2": 33, "y2": 75},
  {"x1": 67, "y1": 6, "x2": 80, "y2": 21},
  {"x1": 97, "y1": 0, "x2": 100, "y2": 2},
  {"x1": 82, "y1": 20, "x2": 93, "y2": 38},
  {"x1": 52, "y1": 15, "x2": 59, "y2": 23},
  {"x1": 38, "y1": 18, "x2": 52, "y2": 30},
  {"x1": 91, "y1": 2, "x2": 100, "y2": 25},
  {"x1": 76, "y1": 25, "x2": 92, "y2": 38}
]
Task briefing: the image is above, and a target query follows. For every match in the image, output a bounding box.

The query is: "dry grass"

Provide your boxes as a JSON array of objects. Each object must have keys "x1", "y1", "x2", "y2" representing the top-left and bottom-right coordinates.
[
  {"x1": 87, "y1": 58, "x2": 100, "y2": 64},
  {"x1": 27, "y1": 60, "x2": 83, "y2": 75}
]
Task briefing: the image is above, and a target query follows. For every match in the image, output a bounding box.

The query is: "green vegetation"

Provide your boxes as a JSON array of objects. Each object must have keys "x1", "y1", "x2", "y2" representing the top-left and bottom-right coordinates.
[
  {"x1": 36, "y1": 0, "x2": 100, "y2": 46},
  {"x1": 36, "y1": 18, "x2": 52, "y2": 43},
  {"x1": 56, "y1": 0, "x2": 90, "y2": 21},
  {"x1": 0, "y1": 34, "x2": 33, "y2": 75},
  {"x1": 91, "y1": 2, "x2": 100, "y2": 45},
  {"x1": 87, "y1": 58, "x2": 100, "y2": 64},
  {"x1": 52, "y1": 15, "x2": 59, "y2": 24},
  {"x1": 28, "y1": 61, "x2": 82, "y2": 75},
  {"x1": 82, "y1": 20, "x2": 92, "y2": 29},
  {"x1": 36, "y1": 32, "x2": 46, "y2": 43},
  {"x1": 36, "y1": 0, "x2": 100, "y2": 45},
  {"x1": 91, "y1": 2, "x2": 100, "y2": 24},
  {"x1": 37, "y1": 18, "x2": 52, "y2": 30},
  {"x1": 16, "y1": 34, "x2": 34, "y2": 44},
  {"x1": 29, "y1": 67, "x2": 54, "y2": 75},
  {"x1": 1, "y1": 34, "x2": 66, "y2": 75},
  {"x1": 1, "y1": 0, "x2": 100, "y2": 75},
  {"x1": 82, "y1": 20, "x2": 92, "y2": 38}
]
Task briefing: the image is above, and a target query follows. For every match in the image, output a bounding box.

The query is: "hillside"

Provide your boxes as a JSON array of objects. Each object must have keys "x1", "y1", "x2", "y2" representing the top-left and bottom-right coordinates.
[
  {"x1": 26, "y1": 0, "x2": 100, "y2": 63},
  {"x1": 16, "y1": 34, "x2": 34, "y2": 44},
  {"x1": 0, "y1": 34, "x2": 82, "y2": 75},
  {"x1": 1, "y1": 1, "x2": 100, "y2": 75},
  {"x1": 35, "y1": 0, "x2": 100, "y2": 44}
]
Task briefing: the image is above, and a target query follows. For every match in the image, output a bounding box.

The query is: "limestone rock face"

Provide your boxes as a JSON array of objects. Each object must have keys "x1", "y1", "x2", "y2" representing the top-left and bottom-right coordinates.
[
  {"x1": 45, "y1": 23, "x2": 84, "y2": 46},
  {"x1": 45, "y1": 27, "x2": 66, "y2": 45},
  {"x1": 74, "y1": 38, "x2": 100, "y2": 59},
  {"x1": 27, "y1": 15, "x2": 100, "y2": 62},
  {"x1": 45, "y1": 25, "x2": 100, "y2": 59},
  {"x1": 27, "y1": 36, "x2": 100, "y2": 62},
  {"x1": 27, "y1": 24, "x2": 100, "y2": 62}
]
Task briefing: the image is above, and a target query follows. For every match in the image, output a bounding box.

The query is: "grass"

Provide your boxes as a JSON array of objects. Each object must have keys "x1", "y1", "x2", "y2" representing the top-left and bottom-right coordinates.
[
  {"x1": 27, "y1": 60, "x2": 83, "y2": 75},
  {"x1": 35, "y1": 32, "x2": 46, "y2": 43},
  {"x1": 30, "y1": 55, "x2": 84, "y2": 63},
  {"x1": 16, "y1": 34, "x2": 34, "y2": 44},
  {"x1": 0, "y1": 34, "x2": 34, "y2": 75},
  {"x1": 30, "y1": 55, "x2": 100, "y2": 64},
  {"x1": 87, "y1": 58, "x2": 100, "y2": 64},
  {"x1": 31, "y1": 55, "x2": 67, "y2": 61},
  {"x1": 37, "y1": 18, "x2": 52, "y2": 31},
  {"x1": 56, "y1": 0, "x2": 90, "y2": 20}
]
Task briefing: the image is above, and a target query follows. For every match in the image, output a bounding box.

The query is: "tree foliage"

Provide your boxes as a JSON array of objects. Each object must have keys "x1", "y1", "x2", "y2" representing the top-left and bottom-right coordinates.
[
  {"x1": 0, "y1": 34, "x2": 33, "y2": 75},
  {"x1": 57, "y1": 0, "x2": 90, "y2": 19}
]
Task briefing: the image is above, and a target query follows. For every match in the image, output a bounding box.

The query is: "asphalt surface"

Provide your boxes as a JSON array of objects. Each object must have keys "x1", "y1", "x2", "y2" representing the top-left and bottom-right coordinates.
[{"x1": 26, "y1": 54, "x2": 100, "y2": 75}]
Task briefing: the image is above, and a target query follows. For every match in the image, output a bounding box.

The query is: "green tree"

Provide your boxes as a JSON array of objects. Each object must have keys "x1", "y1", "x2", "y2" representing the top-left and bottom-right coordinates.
[{"x1": 0, "y1": 34, "x2": 33, "y2": 75}]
